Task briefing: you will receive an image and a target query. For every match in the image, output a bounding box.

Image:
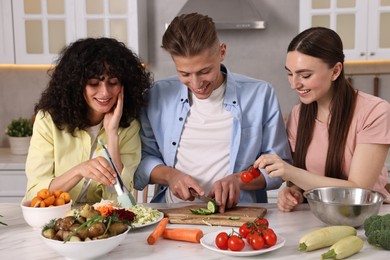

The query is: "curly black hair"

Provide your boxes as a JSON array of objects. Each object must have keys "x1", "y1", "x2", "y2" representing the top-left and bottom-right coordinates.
[{"x1": 35, "y1": 37, "x2": 152, "y2": 134}]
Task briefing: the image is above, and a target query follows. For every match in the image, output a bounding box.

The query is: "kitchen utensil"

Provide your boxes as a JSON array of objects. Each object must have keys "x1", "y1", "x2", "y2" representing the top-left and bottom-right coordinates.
[
  {"x1": 159, "y1": 205, "x2": 267, "y2": 226},
  {"x1": 189, "y1": 188, "x2": 218, "y2": 205},
  {"x1": 304, "y1": 186, "x2": 385, "y2": 227},
  {"x1": 98, "y1": 139, "x2": 136, "y2": 208}
]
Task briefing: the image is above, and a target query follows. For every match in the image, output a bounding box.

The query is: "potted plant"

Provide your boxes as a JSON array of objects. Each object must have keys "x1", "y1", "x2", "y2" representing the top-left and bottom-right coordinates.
[{"x1": 5, "y1": 117, "x2": 33, "y2": 155}]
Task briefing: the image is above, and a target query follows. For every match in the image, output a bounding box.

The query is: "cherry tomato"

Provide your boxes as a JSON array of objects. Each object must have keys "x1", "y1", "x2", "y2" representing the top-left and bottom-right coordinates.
[
  {"x1": 249, "y1": 233, "x2": 265, "y2": 250},
  {"x1": 239, "y1": 222, "x2": 256, "y2": 238},
  {"x1": 249, "y1": 166, "x2": 261, "y2": 178},
  {"x1": 255, "y1": 217, "x2": 269, "y2": 230},
  {"x1": 215, "y1": 232, "x2": 229, "y2": 250},
  {"x1": 240, "y1": 171, "x2": 254, "y2": 183},
  {"x1": 246, "y1": 232, "x2": 254, "y2": 246},
  {"x1": 228, "y1": 235, "x2": 245, "y2": 251},
  {"x1": 263, "y1": 228, "x2": 277, "y2": 247}
]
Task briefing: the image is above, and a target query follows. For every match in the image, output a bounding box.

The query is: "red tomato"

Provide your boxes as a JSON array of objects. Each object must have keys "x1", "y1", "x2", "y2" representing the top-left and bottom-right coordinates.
[
  {"x1": 249, "y1": 233, "x2": 265, "y2": 250},
  {"x1": 239, "y1": 223, "x2": 251, "y2": 239},
  {"x1": 246, "y1": 232, "x2": 254, "y2": 246},
  {"x1": 228, "y1": 235, "x2": 245, "y2": 251},
  {"x1": 255, "y1": 217, "x2": 269, "y2": 230},
  {"x1": 263, "y1": 228, "x2": 277, "y2": 247},
  {"x1": 249, "y1": 166, "x2": 261, "y2": 178},
  {"x1": 215, "y1": 232, "x2": 229, "y2": 250},
  {"x1": 241, "y1": 171, "x2": 254, "y2": 183}
]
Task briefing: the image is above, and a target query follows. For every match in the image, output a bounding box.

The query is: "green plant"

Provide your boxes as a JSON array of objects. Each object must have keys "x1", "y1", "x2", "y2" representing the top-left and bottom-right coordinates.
[{"x1": 5, "y1": 117, "x2": 33, "y2": 137}]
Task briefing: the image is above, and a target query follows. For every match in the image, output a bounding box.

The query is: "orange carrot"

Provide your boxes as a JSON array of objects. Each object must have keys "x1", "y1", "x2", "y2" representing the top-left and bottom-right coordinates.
[
  {"x1": 162, "y1": 228, "x2": 204, "y2": 243},
  {"x1": 147, "y1": 217, "x2": 169, "y2": 245}
]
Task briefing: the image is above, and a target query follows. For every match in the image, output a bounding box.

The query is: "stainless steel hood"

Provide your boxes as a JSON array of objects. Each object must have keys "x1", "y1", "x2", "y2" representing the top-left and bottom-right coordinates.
[{"x1": 176, "y1": 0, "x2": 266, "y2": 30}]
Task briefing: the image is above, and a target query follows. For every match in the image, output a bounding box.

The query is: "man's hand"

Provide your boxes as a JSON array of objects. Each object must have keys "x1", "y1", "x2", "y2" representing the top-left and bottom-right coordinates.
[{"x1": 209, "y1": 174, "x2": 240, "y2": 213}]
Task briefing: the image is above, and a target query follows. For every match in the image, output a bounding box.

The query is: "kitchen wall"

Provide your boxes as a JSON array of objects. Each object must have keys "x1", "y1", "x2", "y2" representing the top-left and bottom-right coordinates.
[{"x1": 1, "y1": 0, "x2": 390, "y2": 148}]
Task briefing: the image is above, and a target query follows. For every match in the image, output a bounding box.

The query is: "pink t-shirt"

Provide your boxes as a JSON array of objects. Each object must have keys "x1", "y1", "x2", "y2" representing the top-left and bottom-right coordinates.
[{"x1": 287, "y1": 91, "x2": 390, "y2": 202}]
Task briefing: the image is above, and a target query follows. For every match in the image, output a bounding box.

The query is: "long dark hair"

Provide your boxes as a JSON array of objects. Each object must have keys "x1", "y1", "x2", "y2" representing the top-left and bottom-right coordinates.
[
  {"x1": 288, "y1": 27, "x2": 357, "y2": 179},
  {"x1": 35, "y1": 37, "x2": 152, "y2": 134}
]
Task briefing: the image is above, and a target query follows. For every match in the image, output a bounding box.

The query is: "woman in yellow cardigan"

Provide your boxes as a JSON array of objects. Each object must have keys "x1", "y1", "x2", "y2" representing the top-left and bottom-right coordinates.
[{"x1": 24, "y1": 37, "x2": 152, "y2": 204}]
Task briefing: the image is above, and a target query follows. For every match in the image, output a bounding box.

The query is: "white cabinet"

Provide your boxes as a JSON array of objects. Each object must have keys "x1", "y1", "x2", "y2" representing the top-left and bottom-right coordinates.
[
  {"x1": 300, "y1": 0, "x2": 390, "y2": 61},
  {"x1": 0, "y1": 0, "x2": 14, "y2": 63},
  {"x1": 5, "y1": 0, "x2": 147, "y2": 64},
  {"x1": 0, "y1": 148, "x2": 27, "y2": 203}
]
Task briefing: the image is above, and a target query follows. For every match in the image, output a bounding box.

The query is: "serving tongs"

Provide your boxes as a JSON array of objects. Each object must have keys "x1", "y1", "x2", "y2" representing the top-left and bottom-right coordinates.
[{"x1": 98, "y1": 139, "x2": 136, "y2": 208}]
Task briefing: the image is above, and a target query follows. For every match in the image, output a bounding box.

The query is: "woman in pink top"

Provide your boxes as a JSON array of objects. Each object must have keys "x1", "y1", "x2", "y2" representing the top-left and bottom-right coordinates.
[{"x1": 254, "y1": 27, "x2": 390, "y2": 212}]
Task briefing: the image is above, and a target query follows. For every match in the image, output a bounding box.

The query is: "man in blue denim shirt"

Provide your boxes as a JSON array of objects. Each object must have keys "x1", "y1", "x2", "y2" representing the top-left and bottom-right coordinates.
[{"x1": 134, "y1": 13, "x2": 291, "y2": 212}]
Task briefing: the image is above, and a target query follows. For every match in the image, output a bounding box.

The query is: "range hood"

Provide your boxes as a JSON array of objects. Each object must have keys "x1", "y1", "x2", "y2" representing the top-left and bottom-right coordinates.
[{"x1": 175, "y1": 0, "x2": 266, "y2": 30}]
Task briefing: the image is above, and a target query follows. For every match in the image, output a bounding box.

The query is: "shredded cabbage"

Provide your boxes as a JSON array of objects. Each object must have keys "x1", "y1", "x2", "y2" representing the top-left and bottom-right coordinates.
[{"x1": 128, "y1": 204, "x2": 162, "y2": 225}]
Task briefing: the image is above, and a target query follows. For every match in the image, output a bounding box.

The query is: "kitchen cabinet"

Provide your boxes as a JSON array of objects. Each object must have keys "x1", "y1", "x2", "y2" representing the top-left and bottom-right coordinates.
[
  {"x1": 300, "y1": 0, "x2": 390, "y2": 61},
  {"x1": 0, "y1": 0, "x2": 14, "y2": 63},
  {"x1": 0, "y1": 148, "x2": 27, "y2": 203},
  {"x1": 5, "y1": 0, "x2": 147, "y2": 64}
]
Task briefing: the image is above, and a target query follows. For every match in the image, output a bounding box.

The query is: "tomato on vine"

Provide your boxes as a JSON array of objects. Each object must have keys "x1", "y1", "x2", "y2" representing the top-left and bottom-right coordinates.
[
  {"x1": 240, "y1": 171, "x2": 254, "y2": 183},
  {"x1": 215, "y1": 232, "x2": 229, "y2": 250},
  {"x1": 248, "y1": 232, "x2": 265, "y2": 250},
  {"x1": 263, "y1": 228, "x2": 277, "y2": 247},
  {"x1": 249, "y1": 166, "x2": 261, "y2": 178},
  {"x1": 255, "y1": 217, "x2": 269, "y2": 230},
  {"x1": 228, "y1": 235, "x2": 245, "y2": 251}
]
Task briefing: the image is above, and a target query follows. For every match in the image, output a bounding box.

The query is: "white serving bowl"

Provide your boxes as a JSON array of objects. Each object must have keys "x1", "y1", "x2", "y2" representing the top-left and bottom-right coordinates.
[
  {"x1": 41, "y1": 226, "x2": 130, "y2": 259},
  {"x1": 21, "y1": 200, "x2": 72, "y2": 229}
]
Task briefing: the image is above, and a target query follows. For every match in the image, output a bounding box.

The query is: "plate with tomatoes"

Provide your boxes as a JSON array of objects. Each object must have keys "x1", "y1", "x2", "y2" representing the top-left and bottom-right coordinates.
[{"x1": 200, "y1": 218, "x2": 285, "y2": 257}]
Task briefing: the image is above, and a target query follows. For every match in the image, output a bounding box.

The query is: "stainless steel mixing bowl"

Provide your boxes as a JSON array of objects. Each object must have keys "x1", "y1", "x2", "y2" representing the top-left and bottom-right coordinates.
[{"x1": 304, "y1": 187, "x2": 385, "y2": 227}]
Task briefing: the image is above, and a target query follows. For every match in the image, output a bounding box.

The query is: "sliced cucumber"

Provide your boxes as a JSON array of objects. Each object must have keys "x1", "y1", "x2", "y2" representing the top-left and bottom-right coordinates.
[
  {"x1": 190, "y1": 208, "x2": 212, "y2": 215},
  {"x1": 207, "y1": 200, "x2": 219, "y2": 213}
]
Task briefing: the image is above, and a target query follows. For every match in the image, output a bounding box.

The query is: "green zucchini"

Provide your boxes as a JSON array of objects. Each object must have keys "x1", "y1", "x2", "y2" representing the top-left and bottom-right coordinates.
[
  {"x1": 321, "y1": 235, "x2": 364, "y2": 259},
  {"x1": 298, "y1": 226, "x2": 356, "y2": 252}
]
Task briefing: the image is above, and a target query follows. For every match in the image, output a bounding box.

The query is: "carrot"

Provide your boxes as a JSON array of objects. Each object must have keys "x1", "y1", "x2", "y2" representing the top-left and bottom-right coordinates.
[
  {"x1": 147, "y1": 217, "x2": 169, "y2": 245},
  {"x1": 162, "y1": 228, "x2": 204, "y2": 243}
]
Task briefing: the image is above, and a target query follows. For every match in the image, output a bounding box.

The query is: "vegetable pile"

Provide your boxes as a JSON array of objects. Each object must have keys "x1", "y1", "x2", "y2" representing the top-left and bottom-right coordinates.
[
  {"x1": 42, "y1": 204, "x2": 135, "y2": 242},
  {"x1": 364, "y1": 214, "x2": 390, "y2": 250},
  {"x1": 215, "y1": 217, "x2": 277, "y2": 251},
  {"x1": 298, "y1": 225, "x2": 363, "y2": 259}
]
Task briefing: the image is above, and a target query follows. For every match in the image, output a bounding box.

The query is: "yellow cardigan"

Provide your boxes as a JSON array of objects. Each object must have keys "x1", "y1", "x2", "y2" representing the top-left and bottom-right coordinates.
[{"x1": 24, "y1": 110, "x2": 141, "y2": 204}]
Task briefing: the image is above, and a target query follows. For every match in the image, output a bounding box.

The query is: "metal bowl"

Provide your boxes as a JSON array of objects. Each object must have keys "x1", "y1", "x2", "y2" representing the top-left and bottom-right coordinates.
[{"x1": 304, "y1": 187, "x2": 385, "y2": 227}]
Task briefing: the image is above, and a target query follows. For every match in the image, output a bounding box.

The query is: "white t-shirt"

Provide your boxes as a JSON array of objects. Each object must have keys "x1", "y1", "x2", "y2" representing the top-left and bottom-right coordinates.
[{"x1": 166, "y1": 81, "x2": 233, "y2": 203}]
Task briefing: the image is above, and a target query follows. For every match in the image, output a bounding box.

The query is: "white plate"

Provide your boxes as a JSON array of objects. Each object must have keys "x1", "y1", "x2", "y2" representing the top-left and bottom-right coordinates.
[
  {"x1": 200, "y1": 229, "x2": 286, "y2": 257},
  {"x1": 132, "y1": 210, "x2": 164, "y2": 229}
]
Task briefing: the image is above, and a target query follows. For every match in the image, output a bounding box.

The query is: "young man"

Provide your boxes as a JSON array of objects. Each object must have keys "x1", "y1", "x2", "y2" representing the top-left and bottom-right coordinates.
[{"x1": 134, "y1": 13, "x2": 291, "y2": 212}]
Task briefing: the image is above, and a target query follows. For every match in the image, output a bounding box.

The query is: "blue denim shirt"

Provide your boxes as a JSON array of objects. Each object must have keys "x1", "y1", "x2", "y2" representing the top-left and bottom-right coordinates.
[{"x1": 134, "y1": 65, "x2": 292, "y2": 203}]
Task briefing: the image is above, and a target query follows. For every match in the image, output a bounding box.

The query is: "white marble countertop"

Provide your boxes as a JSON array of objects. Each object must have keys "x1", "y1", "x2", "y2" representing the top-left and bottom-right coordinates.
[
  {"x1": 0, "y1": 203, "x2": 389, "y2": 259},
  {"x1": 0, "y1": 147, "x2": 26, "y2": 170}
]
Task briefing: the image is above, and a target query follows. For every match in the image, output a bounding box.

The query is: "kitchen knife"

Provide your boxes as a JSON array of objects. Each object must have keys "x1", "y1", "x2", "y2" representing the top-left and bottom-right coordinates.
[
  {"x1": 189, "y1": 187, "x2": 219, "y2": 205},
  {"x1": 98, "y1": 139, "x2": 136, "y2": 208}
]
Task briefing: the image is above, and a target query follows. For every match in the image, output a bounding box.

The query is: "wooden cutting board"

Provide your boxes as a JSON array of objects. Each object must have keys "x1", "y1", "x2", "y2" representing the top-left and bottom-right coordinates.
[{"x1": 159, "y1": 205, "x2": 267, "y2": 227}]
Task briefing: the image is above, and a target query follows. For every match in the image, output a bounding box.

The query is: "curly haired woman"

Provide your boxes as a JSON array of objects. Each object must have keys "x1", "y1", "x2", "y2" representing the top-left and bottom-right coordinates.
[{"x1": 24, "y1": 37, "x2": 152, "y2": 204}]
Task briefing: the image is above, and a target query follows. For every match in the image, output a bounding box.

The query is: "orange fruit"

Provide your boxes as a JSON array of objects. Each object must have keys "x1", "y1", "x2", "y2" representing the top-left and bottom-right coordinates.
[
  {"x1": 43, "y1": 195, "x2": 55, "y2": 206},
  {"x1": 30, "y1": 196, "x2": 42, "y2": 208},
  {"x1": 59, "y1": 192, "x2": 71, "y2": 203},
  {"x1": 53, "y1": 190, "x2": 63, "y2": 198},
  {"x1": 54, "y1": 197, "x2": 65, "y2": 206},
  {"x1": 37, "y1": 188, "x2": 51, "y2": 200}
]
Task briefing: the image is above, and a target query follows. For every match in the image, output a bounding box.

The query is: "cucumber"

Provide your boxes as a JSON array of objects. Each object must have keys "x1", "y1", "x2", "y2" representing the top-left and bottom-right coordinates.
[
  {"x1": 321, "y1": 235, "x2": 364, "y2": 259},
  {"x1": 190, "y1": 208, "x2": 212, "y2": 215},
  {"x1": 298, "y1": 226, "x2": 356, "y2": 252},
  {"x1": 207, "y1": 200, "x2": 218, "y2": 213}
]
